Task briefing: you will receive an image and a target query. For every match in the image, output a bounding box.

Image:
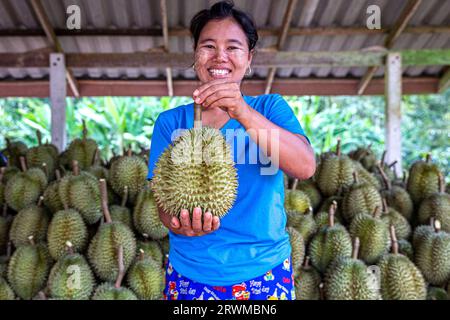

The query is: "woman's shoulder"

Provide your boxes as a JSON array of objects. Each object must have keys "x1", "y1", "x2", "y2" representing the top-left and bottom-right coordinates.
[{"x1": 245, "y1": 93, "x2": 288, "y2": 114}]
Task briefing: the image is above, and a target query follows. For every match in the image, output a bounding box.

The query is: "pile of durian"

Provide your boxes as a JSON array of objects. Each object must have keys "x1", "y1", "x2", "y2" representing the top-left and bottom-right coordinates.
[
  {"x1": 287, "y1": 139, "x2": 450, "y2": 300},
  {"x1": 0, "y1": 125, "x2": 167, "y2": 300}
]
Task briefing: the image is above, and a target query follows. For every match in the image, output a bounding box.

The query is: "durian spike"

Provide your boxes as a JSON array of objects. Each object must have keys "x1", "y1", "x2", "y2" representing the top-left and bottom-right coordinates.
[
  {"x1": 99, "y1": 179, "x2": 112, "y2": 224},
  {"x1": 328, "y1": 201, "x2": 337, "y2": 227},
  {"x1": 41, "y1": 162, "x2": 48, "y2": 178},
  {"x1": 352, "y1": 171, "x2": 359, "y2": 184},
  {"x1": 37, "y1": 196, "x2": 44, "y2": 207},
  {"x1": 425, "y1": 153, "x2": 431, "y2": 164},
  {"x1": 438, "y1": 172, "x2": 445, "y2": 193},
  {"x1": 381, "y1": 197, "x2": 388, "y2": 214},
  {"x1": 19, "y1": 156, "x2": 27, "y2": 172},
  {"x1": 139, "y1": 248, "x2": 145, "y2": 261},
  {"x1": 114, "y1": 245, "x2": 125, "y2": 289},
  {"x1": 28, "y1": 235, "x2": 35, "y2": 246},
  {"x1": 82, "y1": 120, "x2": 88, "y2": 140},
  {"x1": 72, "y1": 160, "x2": 80, "y2": 176},
  {"x1": 121, "y1": 186, "x2": 129, "y2": 208},
  {"x1": 390, "y1": 225, "x2": 398, "y2": 255},
  {"x1": 352, "y1": 237, "x2": 360, "y2": 260},
  {"x1": 335, "y1": 138, "x2": 341, "y2": 157},
  {"x1": 376, "y1": 162, "x2": 392, "y2": 190},
  {"x1": 372, "y1": 206, "x2": 381, "y2": 219},
  {"x1": 194, "y1": 103, "x2": 202, "y2": 129},
  {"x1": 303, "y1": 256, "x2": 311, "y2": 270},
  {"x1": 291, "y1": 178, "x2": 298, "y2": 191},
  {"x1": 434, "y1": 220, "x2": 441, "y2": 233},
  {"x1": 36, "y1": 130, "x2": 42, "y2": 146},
  {"x1": 55, "y1": 169, "x2": 61, "y2": 181}
]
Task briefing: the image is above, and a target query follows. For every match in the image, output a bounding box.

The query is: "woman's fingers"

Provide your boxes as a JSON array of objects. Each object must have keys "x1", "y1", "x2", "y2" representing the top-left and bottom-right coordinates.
[
  {"x1": 175, "y1": 208, "x2": 220, "y2": 236},
  {"x1": 194, "y1": 83, "x2": 237, "y2": 104},
  {"x1": 180, "y1": 209, "x2": 191, "y2": 229},
  {"x1": 191, "y1": 207, "x2": 203, "y2": 233},
  {"x1": 171, "y1": 216, "x2": 181, "y2": 229},
  {"x1": 203, "y1": 211, "x2": 212, "y2": 232},
  {"x1": 212, "y1": 216, "x2": 220, "y2": 231}
]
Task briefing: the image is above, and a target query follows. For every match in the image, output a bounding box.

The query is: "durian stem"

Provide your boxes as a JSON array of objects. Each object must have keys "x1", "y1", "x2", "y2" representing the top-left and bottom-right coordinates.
[
  {"x1": 402, "y1": 170, "x2": 407, "y2": 184},
  {"x1": 99, "y1": 179, "x2": 112, "y2": 224},
  {"x1": 303, "y1": 256, "x2": 311, "y2": 270},
  {"x1": 72, "y1": 160, "x2": 80, "y2": 176},
  {"x1": 352, "y1": 237, "x2": 360, "y2": 260},
  {"x1": 5, "y1": 137, "x2": 11, "y2": 148},
  {"x1": 425, "y1": 153, "x2": 431, "y2": 164},
  {"x1": 328, "y1": 201, "x2": 337, "y2": 227},
  {"x1": 438, "y1": 172, "x2": 445, "y2": 194},
  {"x1": 429, "y1": 217, "x2": 435, "y2": 228},
  {"x1": 65, "y1": 241, "x2": 74, "y2": 255},
  {"x1": 28, "y1": 235, "x2": 35, "y2": 246},
  {"x1": 38, "y1": 291, "x2": 47, "y2": 300},
  {"x1": 388, "y1": 160, "x2": 397, "y2": 168},
  {"x1": 6, "y1": 241, "x2": 12, "y2": 259},
  {"x1": 114, "y1": 246, "x2": 125, "y2": 289},
  {"x1": 121, "y1": 186, "x2": 129, "y2": 208},
  {"x1": 381, "y1": 198, "x2": 388, "y2": 214},
  {"x1": 291, "y1": 178, "x2": 298, "y2": 191},
  {"x1": 372, "y1": 206, "x2": 381, "y2": 219},
  {"x1": 434, "y1": 220, "x2": 441, "y2": 233},
  {"x1": 92, "y1": 148, "x2": 99, "y2": 166},
  {"x1": 390, "y1": 225, "x2": 399, "y2": 255},
  {"x1": 376, "y1": 163, "x2": 391, "y2": 190},
  {"x1": 36, "y1": 130, "x2": 42, "y2": 146},
  {"x1": 367, "y1": 143, "x2": 372, "y2": 150},
  {"x1": 335, "y1": 138, "x2": 341, "y2": 157},
  {"x1": 319, "y1": 283, "x2": 325, "y2": 301},
  {"x1": 381, "y1": 150, "x2": 387, "y2": 166},
  {"x1": 19, "y1": 156, "x2": 27, "y2": 172},
  {"x1": 194, "y1": 103, "x2": 202, "y2": 129},
  {"x1": 55, "y1": 169, "x2": 61, "y2": 181},
  {"x1": 82, "y1": 120, "x2": 87, "y2": 140},
  {"x1": 352, "y1": 171, "x2": 359, "y2": 184},
  {"x1": 37, "y1": 196, "x2": 44, "y2": 207},
  {"x1": 63, "y1": 203, "x2": 69, "y2": 211},
  {"x1": 139, "y1": 249, "x2": 145, "y2": 261},
  {"x1": 126, "y1": 148, "x2": 132, "y2": 157}
]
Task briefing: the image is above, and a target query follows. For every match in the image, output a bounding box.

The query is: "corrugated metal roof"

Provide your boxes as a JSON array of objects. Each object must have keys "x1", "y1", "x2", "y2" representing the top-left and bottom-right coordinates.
[{"x1": 0, "y1": 0, "x2": 449, "y2": 81}]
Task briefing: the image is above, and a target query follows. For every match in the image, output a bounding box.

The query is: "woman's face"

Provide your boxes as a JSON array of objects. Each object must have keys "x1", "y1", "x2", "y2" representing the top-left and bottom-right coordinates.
[{"x1": 194, "y1": 18, "x2": 253, "y2": 84}]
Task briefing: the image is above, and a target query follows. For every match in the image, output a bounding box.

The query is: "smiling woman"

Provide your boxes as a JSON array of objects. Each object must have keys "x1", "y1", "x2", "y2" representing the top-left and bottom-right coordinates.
[{"x1": 147, "y1": 0, "x2": 316, "y2": 301}]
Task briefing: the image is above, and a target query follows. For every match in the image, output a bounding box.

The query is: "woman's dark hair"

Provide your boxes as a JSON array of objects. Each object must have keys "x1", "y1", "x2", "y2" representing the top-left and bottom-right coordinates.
[{"x1": 190, "y1": 1, "x2": 259, "y2": 51}]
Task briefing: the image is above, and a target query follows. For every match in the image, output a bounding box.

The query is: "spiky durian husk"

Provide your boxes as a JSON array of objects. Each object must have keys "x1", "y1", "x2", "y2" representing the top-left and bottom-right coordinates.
[
  {"x1": 342, "y1": 182, "x2": 383, "y2": 223},
  {"x1": 316, "y1": 155, "x2": 354, "y2": 197},
  {"x1": 308, "y1": 224, "x2": 352, "y2": 273},
  {"x1": 92, "y1": 283, "x2": 138, "y2": 300},
  {"x1": 412, "y1": 224, "x2": 435, "y2": 248},
  {"x1": 287, "y1": 227, "x2": 305, "y2": 275},
  {"x1": 158, "y1": 237, "x2": 170, "y2": 258},
  {"x1": 109, "y1": 156, "x2": 147, "y2": 205},
  {"x1": 87, "y1": 222, "x2": 137, "y2": 282},
  {"x1": 349, "y1": 214, "x2": 390, "y2": 264},
  {"x1": 3, "y1": 141, "x2": 27, "y2": 168},
  {"x1": 58, "y1": 172, "x2": 102, "y2": 225},
  {"x1": 5, "y1": 168, "x2": 47, "y2": 212},
  {"x1": 285, "y1": 189, "x2": 311, "y2": 213},
  {"x1": 398, "y1": 240, "x2": 414, "y2": 261},
  {"x1": 66, "y1": 138, "x2": 98, "y2": 171},
  {"x1": 318, "y1": 196, "x2": 343, "y2": 220},
  {"x1": 137, "y1": 240, "x2": 164, "y2": 267},
  {"x1": 382, "y1": 186, "x2": 414, "y2": 221},
  {"x1": 47, "y1": 253, "x2": 94, "y2": 300},
  {"x1": 381, "y1": 208, "x2": 412, "y2": 240},
  {"x1": 407, "y1": 159, "x2": 441, "y2": 205},
  {"x1": 314, "y1": 211, "x2": 343, "y2": 230},
  {"x1": 324, "y1": 257, "x2": 380, "y2": 300},
  {"x1": 294, "y1": 265, "x2": 321, "y2": 300},
  {"x1": 133, "y1": 188, "x2": 168, "y2": 240},
  {"x1": 0, "y1": 277, "x2": 15, "y2": 300},
  {"x1": 7, "y1": 243, "x2": 51, "y2": 300},
  {"x1": 418, "y1": 193, "x2": 450, "y2": 232},
  {"x1": 87, "y1": 165, "x2": 109, "y2": 180},
  {"x1": 127, "y1": 257, "x2": 164, "y2": 300},
  {"x1": 377, "y1": 253, "x2": 426, "y2": 300},
  {"x1": 353, "y1": 161, "x2": 381, "y2": 190},
  {"x1": 9, "y1": 205, "x2": 49, "y2": 247},
  {"x1": 294, "y1": 180, "x2": 322, "y2": 210},
  {"x1": 110, "y1": 205, "x2": 133, "y2": 229},
  {"x1": 286, "y1": 210, "x2": 317, "y2": 243},
  {"x1": 47, "y1": 209, "x2": 88, "y2": 260},
  {"x1": 152, "y1": 127, "x2": 238, "y2": 218},
  {"x1": 349, "y1": 147, "x2": 377, "y2": 170},
  {"x1": 414, "y1": 230, "x2": 450, "y2": 286},
  {"x1": 26, "y1": 146, "x2": 57, "y2": 180},
  {"x1": 427, "y1": 286, "x2": 448, "y2": 300},
  {"x1": 1, "y1": 167, "x2": 20, "y2": 185},
  {"x1": 43, "y1": 180, "x2": 64, "y2": 214}
]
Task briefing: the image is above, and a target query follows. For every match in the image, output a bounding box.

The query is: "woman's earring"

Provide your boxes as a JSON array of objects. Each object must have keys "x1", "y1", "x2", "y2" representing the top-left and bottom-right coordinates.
[
  {"x1": 192, "y1": 62, "x2": 197, "y2": 71},
  {"x1": 245, "y1": 65, "x2": 252, "y2": 76}
]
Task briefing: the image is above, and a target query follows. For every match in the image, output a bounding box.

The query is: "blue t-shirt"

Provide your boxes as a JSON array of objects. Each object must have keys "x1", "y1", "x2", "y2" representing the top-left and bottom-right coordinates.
[{"x1": 147, "y1": 94, "x2": 309, "y2": 286}]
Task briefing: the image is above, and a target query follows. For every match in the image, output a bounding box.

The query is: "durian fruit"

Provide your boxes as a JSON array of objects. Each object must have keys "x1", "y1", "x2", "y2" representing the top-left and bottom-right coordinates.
[
  {"x1": 58, "y1": 160, "x2": 102, "y2": 225},
  {"x1": 414, "y1": 220, "x2": 450, "y2": 286},
  {"x1": 293, "y1": 179, "x2": 322, "y2": 210},
  {"x1": 427, "y1": 286, "x2": 448, "y2": 300},
  {"x1": 294, "y1": 257, "x2": 321, "y2": 300},
  {"x1": 5, "y1": 157, "x2": 48, "y2": 212},
  {"x1": 137, "y1": 234, "x2": 164, "y2": 267},
  {"x1": 3, "y1": 138, "x2": 27, "y2": 168},
  {"x1": 316, "y1": 138, "x2": 355, "y2": 197},
  {"x1": 377, "y1": 163, "x2": 413, "y2": 221},
  {"x1": 371, "y1": 151, "x2": 396, "y2": 185},
  {"x1": 92, "y1": 245, "x2": 138, "y2": 300},
  {"x1": 413, "y1": 218, "x2": 436, "y2": 248},
  {"x1": 0, "y1": 205, "x2": 10, "y2": 254},
  {"x1": 398, "y1": 239, "x2": 414, "y2": 261},
  {"x1": 109, "y1": 149, "x2": 148, "y2": 205},
  {"x1": 43, "y1": 169, "x2": 64, "y2": 214},
  {"x1": 47, "y1": 205, "x2": 88, "y2": 260},
  {"x1": 380, "y1": 199, "x2": 411, "y2": 240},
  {"x1": 9, "y1": 197, "x2": 49, "y2": 247},
  {"x1": 25, "y1": 131, "x2": 58, "y2": 181},
  {"x1": 0, "y1": 277, "x2": 15, "y2": 300},
  {"x1": 0, "y1": 241, "x2": 12, "y2": 277},
  {"x1": 133, "y1": 185, "x2": 168, "y2": 240},
  {"x1": 308, "y1": 202, "x2": 352, "y2": 273},
  {"x1": 314, "y1": 208, "x2": 343, "y2": 230},
  {"x1": 88, "y1": 179, "x2": 136, "y2": 282},
  {"x1": 318, "y1": 195, "x2": 343, "y2": 221},
  {"x1": 348, "y1": 144, "x2": 377, "y2": 171},
  {"x1": 0, "y1": 166, "x2": 20, "y2": 185},
  {"x1": 7, "y1": 236, "x2": 52, "y2": 300},
  {"x1": 287, "y1": 227, "x2": 305, "y2": 275},
  {"x1": 377, "y1": 225, "x2": 426, "y2": 300},
  {"x1": 342, "y1": 171, "x2": 383, "y2": 223},
  {"x1": 407, "y1": 154, "x2": 442, "y2": 205},
  {"x1": 110, "y1": 186, "x2": 133, "y2": 229},
  {"x1": 349, "y1": 207, "x2": 390, "y2": 264},
  {"x1": 417, "y1": 173, "x2": 450, "y2": 232},
  {"x1": 127, "y1": 249, "x2": 164, "y2": 300},
  {"x1": 324, "y1": 238, "x2": 380, "y2": 300},
  {"x1": 152, "y1": 104, "x2": 238, "y2": 218},
  {"x1": 47, "y1": 241, "x2": 94, "y2": 300},
  {"x1": 352, "y1": 161, "x2": 381, "y2": 190},
  {"x1": 65, "y1": 120, "x2": 99, "y2": 171},
  {"x1": 286, "y1": 207, "x2": 317, "y2": 243},
  {"x1": 285, "y1": 180, "x2": 312, "y2": 214}
]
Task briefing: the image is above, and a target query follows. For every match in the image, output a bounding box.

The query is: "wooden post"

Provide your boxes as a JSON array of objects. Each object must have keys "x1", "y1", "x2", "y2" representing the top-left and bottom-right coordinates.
[
  {"x1": 50, "y1": 53, "x2": 66, "y2": 151},
  {"x1": 385, "y1": 53, "x2": 402, "y2": 176}
]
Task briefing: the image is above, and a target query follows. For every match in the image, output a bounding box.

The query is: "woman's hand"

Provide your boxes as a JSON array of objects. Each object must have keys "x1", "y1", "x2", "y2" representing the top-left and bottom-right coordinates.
[
  {"x1": 193, "y1": 79, "x2": 252, "y2": 122},
  {"x1": 167, "y1": 207, "x2": 220, "y2": 237}
]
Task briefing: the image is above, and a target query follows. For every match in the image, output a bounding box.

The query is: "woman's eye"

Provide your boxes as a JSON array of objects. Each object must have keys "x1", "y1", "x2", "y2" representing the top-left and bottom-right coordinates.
[
  {"x1": 204, "y1": 45, "x2": 215, "y2": 49},
  {"x1": 228, "y1": 46, "x2": 239, "y2": 50}
]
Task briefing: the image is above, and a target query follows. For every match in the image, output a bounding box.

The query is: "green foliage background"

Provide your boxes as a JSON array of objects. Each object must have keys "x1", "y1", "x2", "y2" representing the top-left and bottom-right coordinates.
[{"x1": 0, "y1": 92, "x2": 448, "y2": 178}]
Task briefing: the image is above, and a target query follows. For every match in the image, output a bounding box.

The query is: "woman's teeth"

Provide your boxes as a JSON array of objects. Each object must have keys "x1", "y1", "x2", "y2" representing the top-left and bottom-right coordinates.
[{"x1": 209, "y1": 69, "x2": 230, "y2": 76}]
